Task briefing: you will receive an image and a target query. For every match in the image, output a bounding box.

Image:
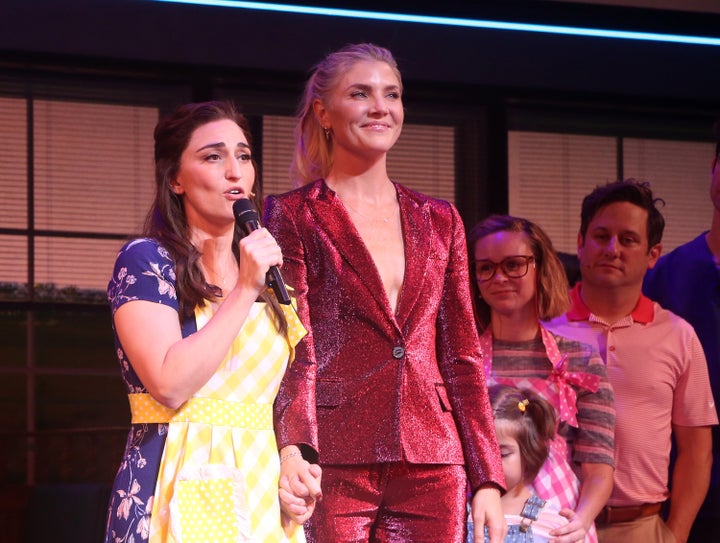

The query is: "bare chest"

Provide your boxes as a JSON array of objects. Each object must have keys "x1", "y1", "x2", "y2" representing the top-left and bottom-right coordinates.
[{"x1": 352, "y1": 215, "x2": 405, "y2": 313}]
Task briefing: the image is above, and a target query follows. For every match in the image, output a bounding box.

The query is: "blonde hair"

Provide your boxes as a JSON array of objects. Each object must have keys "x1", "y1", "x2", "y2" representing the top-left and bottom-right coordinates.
[{"x1": 290, "y1": 43, "x2": 402, "y2": 186}]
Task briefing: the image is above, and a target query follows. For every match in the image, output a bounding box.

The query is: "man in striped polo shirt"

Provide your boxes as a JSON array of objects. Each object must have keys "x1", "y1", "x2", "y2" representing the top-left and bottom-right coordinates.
[{"x1": 544, "y1": 179, "x2": 717, "y2": 543}]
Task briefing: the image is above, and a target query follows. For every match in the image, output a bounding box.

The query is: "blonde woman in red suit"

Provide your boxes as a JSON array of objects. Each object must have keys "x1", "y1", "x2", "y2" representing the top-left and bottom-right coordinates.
[{"x1": 264, "y1": 43, "x2": 506, "y2": 543}]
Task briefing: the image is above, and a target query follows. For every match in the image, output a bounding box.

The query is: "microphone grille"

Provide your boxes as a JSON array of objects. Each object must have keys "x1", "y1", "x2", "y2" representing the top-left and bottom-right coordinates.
[{"x1": 232, "y1": 198, "x2": 259, "y2": 224}]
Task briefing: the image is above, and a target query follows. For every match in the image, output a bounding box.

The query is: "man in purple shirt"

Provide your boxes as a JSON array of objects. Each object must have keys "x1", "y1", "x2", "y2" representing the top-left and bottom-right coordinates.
[{"x1": 643, "y1": 120, "x2": 720, "y2": 543}]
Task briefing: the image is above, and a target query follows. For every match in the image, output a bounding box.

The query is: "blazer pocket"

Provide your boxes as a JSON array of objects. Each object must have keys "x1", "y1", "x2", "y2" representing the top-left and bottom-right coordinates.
[
  {"x1": 316, "y1": 378, "x2": 344, "y2": 408},
  {"x1": 435, "y1": 383, "x2": 453, "y2": 412}
]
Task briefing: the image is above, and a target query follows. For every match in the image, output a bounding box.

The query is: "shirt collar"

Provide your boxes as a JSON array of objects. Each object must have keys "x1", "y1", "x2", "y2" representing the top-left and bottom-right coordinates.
[{"x1": 567, "y1": 283, "x2": 654, "y2": 324}]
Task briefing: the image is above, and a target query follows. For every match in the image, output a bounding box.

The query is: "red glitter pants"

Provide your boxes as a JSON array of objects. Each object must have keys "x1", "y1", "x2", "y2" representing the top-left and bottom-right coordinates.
[{"x1": 304, "y1": 461, "x2": 468, "y2": 543}]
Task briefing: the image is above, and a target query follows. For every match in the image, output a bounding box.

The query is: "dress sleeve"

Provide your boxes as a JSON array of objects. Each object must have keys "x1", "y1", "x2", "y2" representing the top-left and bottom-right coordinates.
[{"x1": 107, "y1": 238, "x2": 180, "y2": 315}]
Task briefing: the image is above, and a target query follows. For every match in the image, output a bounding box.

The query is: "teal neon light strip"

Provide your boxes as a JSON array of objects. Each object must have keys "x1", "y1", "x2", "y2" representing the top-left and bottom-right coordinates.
[{"x1": 153, "y1": 0, "x2": 720, "y2": 46}]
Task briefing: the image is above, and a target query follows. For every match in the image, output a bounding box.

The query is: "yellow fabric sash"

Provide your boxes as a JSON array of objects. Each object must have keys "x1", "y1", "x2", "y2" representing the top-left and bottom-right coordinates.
[{"x1": 129, "y1": 393, "x2": 273, "y2": 429}]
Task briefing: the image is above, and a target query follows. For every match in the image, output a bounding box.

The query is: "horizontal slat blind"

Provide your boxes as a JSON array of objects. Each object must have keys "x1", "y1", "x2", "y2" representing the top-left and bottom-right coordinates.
[
  {"x1": 387, "y1": 124, "x2": 455, "y2": 201},
  {"x1": 0, "y1": 94, "x2": 159, "y2": 293},
  {"x1": 30, "y1": 100, "x2": 157, "y2": 291},
  {"x1": 509, "y1": 130, "x2": 714, "y2": 254},
  {"x1": 508, "y1": 131, "x2": 617, "y2": 254},
  {"x1": 0, "y1": 235, "x2": 28, "y2": 285},
  {"x1": 622, "y1": 138, "x2": 713, "y2": 251},
  {"x1": 0, "y1": 96, "x2": 28, "y2": 229},
  {"x1": 261, "y1": 115, "x2": 295, "y2": 196},
  {"x1": 34, "y1": 237, "x2": 126, "y2": 292},
  {"x1": 0, "y1": 97, "x2": 29, "y2": 288},
  {"x1": 34, "y1": 100, "x2": 157, "y2": 235}
]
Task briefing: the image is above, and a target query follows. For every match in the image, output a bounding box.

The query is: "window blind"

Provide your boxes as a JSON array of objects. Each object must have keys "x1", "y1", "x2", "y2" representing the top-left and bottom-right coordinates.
[
  {"x1": 508, "y1": 131, "x2": 617, "y2": 254},
  {"x1": 622, "y1": 138, "x2": 713, "y2": 250},
  {"x1": 30, "y1": 100, "x2": 157, "y2": 291},
  {"x1": 33, "y1": 100, "x2": 156, "y2": 235},
  {"x1": 0, "y1": 97, "x2": 29, "y2": 287},
  {"x1": 508, "y1": 130, "x2": 714, "y2": 254},
  {"x1": 34, "y1": 237, "x2": 126, "y2": 292},
  {"x1": 0, "y1": 95, "x2": 158, "y2": 293},
  {"x1": 0, "y1": 97, "x2": 27, "y2": 230}
]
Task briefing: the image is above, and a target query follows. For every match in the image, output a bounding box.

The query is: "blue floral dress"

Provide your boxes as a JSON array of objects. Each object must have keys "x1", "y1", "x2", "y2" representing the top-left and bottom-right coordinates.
[
  {"x1": 103, "y1": 238, "x2": 305, "y2": 543},
  {"x1": 104, "y1": 239, "x2": 180, "y2": 543}
]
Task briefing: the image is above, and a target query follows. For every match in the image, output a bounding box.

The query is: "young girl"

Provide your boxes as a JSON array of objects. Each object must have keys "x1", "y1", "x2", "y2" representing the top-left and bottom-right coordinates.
[{"x1": 468, "y1": 385, "x2": 574, "y2": 543}]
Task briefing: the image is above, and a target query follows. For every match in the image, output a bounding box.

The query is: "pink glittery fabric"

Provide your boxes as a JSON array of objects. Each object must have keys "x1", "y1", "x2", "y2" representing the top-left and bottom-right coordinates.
[
  {"x1": 264, "y1": 180, "x2": 504, "y2": 498},
  {"x1": 305, "y1": 462, "x2": 468, "y2": 542}
]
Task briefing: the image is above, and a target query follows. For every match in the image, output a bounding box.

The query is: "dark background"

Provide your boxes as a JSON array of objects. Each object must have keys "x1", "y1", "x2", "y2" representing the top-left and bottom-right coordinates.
[{"x1": 2, "y1": 0, "x2": 718, "y2": 102}]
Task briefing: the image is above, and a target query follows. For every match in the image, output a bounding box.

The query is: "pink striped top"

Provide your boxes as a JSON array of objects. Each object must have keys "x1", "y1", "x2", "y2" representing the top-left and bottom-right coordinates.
[{"x1": 544, "y1": 284, "x2": 718, "y2": 506}]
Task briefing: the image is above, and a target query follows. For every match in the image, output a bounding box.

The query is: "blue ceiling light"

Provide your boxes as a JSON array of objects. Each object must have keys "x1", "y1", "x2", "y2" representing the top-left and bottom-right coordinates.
[{"x1": 153, "y1": 0, "x2": 720, "y2": 46}]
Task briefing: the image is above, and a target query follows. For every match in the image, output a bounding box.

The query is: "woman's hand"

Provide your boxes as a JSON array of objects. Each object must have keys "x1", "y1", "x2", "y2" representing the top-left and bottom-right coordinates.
[
  {"x1": 236, "y1": 227, "x2": 284, "y2": 294},
  {"x1": 471, "y1": 485, "x2": 507, "y2": 543},
  {"x1": 278, "y1": 446, "x2": 322, "y2": 531}
]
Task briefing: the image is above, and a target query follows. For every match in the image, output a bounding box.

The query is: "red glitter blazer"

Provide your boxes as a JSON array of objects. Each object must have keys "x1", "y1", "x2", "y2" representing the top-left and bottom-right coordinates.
[{"x1": 265, "y1": 180, "x2": 504, "y2": 492}]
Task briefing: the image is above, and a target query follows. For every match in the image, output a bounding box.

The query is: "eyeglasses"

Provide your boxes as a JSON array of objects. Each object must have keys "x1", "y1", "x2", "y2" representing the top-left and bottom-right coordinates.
[{"x1": 474, "y1": 255, "x2": 535, "y2": 282}]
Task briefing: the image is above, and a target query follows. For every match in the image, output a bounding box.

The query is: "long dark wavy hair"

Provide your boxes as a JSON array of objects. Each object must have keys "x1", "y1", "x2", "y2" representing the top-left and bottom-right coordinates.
[{"x1": 144, "y1": 100, "x2": 287, "y2": 335}]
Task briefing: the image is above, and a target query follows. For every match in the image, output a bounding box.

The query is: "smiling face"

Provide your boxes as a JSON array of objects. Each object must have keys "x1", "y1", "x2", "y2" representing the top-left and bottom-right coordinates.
[
  {"x1": 473, "y1": 230, "x2": 537, "y2": 321},
  {"x1": 314, "y1": 60, "x2": 404, "y2": 162},
  {"x1": 171, "y1": 118, "x2": 255, "y2": 231},
  {"x1": 578, "y1": 201, "x2": 660, "y2": 291}
]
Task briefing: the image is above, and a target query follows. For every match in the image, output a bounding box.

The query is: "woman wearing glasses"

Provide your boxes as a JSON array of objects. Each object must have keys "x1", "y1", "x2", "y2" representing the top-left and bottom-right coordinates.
[{"x1": 468, "y1": 215, "x2": 616, "y2": 543}]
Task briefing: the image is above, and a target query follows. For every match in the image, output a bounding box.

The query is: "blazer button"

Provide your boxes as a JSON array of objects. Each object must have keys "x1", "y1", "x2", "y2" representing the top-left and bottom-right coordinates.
[{"x1": 392, "y1": 346, "x2": 405, "y2": 359}]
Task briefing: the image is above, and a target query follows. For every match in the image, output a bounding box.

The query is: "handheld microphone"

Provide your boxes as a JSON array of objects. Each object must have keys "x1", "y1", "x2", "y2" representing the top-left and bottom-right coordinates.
[{"x1": 232, "y1": 198, "x2": 291, "y2": 305}]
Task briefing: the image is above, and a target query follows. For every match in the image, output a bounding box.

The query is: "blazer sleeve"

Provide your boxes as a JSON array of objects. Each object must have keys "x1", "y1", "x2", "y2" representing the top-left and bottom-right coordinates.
[
  {"x1": 435, "y1": 203, "x2": 505, "y2": 493},
  {"x1": 264, "y1": 194, "x2": 319, "y2": 462}
]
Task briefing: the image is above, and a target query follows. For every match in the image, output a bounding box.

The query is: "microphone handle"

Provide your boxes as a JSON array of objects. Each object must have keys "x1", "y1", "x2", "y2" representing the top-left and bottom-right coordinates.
[{"x1": 267, "y1": 265, "x2": 291, "y2": 305}]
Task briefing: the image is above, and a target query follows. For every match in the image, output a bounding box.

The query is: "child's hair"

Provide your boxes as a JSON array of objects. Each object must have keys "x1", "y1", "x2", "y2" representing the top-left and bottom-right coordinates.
[{"x1": 489, "y1": 385, "x2": 557, "y2": 484}]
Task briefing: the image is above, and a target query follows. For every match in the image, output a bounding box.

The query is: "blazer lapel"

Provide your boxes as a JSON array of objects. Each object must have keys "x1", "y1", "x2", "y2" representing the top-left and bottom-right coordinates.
[
  {"x1": 394, "y1": 186, "x2": 431, "y2": 327},
  {"x1": 306, "y1": 182, "x2": 395, "y2": 321}
]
